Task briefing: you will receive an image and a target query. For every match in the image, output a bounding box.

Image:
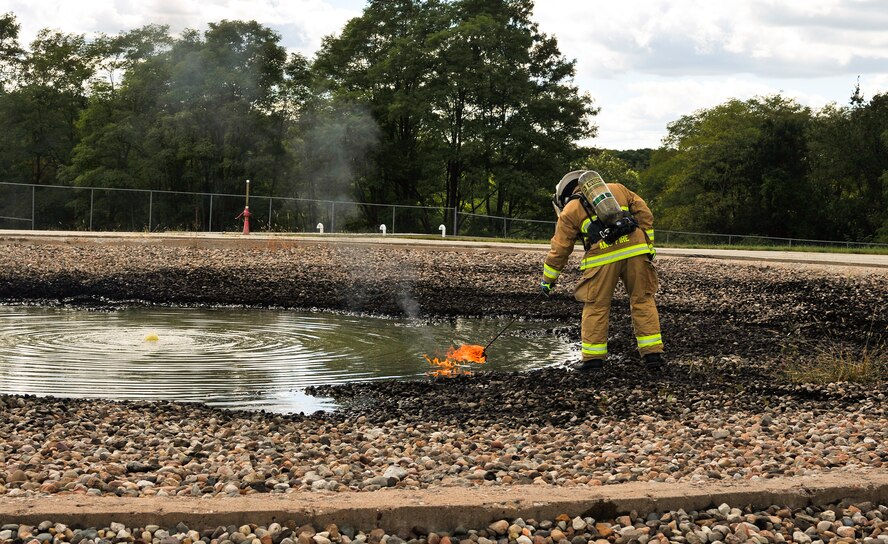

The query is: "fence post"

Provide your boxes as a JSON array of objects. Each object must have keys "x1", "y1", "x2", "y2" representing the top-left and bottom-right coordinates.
[
  {"x1": 330, "y1": 202, "x2": 335, "y2": 233},
  {"x1": 268, "y1": 197, "x2": 273, "y2": 231},
  {"x1": 503, "y1": 217, "x2": 507, "y2": 238},
  {"x1": 31, "y1": 185, "x2": 35, "y2": 230},
  {"x1": 392, "y1": 206, "x2": 396, "y2": 234},
  {"x1": 666, "y1": 231, "x2": 670, "y2": 244},
  {"x1": 208, "y1": 195, "x2": 213, "y2": 232},
  {"x1": 452, "y1": 207, "x2": 457, "y2": 237},
  {"x1": 89, "y1": 189, "x2": 94, "y2": 231},
  {"x1": 728, "y1": 235, "x2": 732, "y2": 245},
  {"x1": 148, "y1": 191, "x2": 153, "y2": 232}
]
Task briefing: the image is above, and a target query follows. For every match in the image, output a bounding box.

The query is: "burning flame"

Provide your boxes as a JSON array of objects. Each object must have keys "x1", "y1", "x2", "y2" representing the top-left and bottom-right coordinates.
[{"x1": 424, "y1": 344, "x2": 488, "y2": 377}]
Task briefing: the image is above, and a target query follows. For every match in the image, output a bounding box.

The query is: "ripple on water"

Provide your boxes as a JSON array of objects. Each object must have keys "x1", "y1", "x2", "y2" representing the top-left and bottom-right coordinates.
[{"x1": 0, "y1": 306, "x2": 574, "y2": 413}]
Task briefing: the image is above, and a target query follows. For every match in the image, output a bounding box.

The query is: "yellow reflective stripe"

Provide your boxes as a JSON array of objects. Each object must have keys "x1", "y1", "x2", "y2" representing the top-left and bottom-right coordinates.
[
  {"x1": 645, "y1": 229, "x2": 655, "y2": 242},
  {"x1": 581, "y1": 218, "x2": 591, "y2": 233},
  {"x1": 581, "y1": 342, "x2": 607, "y2": 355},
  {"x1": 543, "y1": 263, "x2": 561, "y2": 280},
  {"x1": 621, "y1": 206, "x2": 629, "y2": 211},
  {"x1": 636, "y1": 334, "x2": 663, "y2": 347},
  {"x1": 580, "y1": 243, "x2": 652, "y2": 269}
]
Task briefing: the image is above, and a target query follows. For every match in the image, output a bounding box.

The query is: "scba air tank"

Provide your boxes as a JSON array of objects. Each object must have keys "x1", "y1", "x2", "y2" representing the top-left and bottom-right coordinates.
[{"x1": 578, "y1": 171, "x2": 623, "y2": 226}]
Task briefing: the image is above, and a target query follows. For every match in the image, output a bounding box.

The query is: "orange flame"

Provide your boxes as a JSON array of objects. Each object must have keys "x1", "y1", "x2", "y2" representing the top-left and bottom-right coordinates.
[{"x1": 424, "y1": 344, "x2": 488, "y2": 377}]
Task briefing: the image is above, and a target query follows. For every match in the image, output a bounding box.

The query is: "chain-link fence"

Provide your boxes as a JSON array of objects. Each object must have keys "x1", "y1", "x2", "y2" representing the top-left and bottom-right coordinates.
[
  {"x1": 0, "y1": 182, "x2": 453, "y2": 236},
  {"x1": 2, "y1": 181, "x2": 886, "y2": 249}
]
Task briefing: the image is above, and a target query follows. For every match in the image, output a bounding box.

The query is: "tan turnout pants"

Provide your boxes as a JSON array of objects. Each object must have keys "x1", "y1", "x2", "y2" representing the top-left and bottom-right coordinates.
[{"x1": 574, "y1": 255, "x2": 663, "y2": 360}]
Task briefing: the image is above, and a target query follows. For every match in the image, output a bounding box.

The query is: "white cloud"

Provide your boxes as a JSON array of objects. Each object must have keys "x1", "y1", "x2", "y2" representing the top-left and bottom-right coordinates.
[
  {"x1": 7, "y1": 0, "x2": 359, "y2": 56},
  {"x1": 5, "y1": 0, "x2": 888, "y2": 150},
  {"x1": 534, "y1": 0, "x2": 888, "y2": 79},
  {"x1": 588, "y1": 76, "x2": 849, "y2": 149}
]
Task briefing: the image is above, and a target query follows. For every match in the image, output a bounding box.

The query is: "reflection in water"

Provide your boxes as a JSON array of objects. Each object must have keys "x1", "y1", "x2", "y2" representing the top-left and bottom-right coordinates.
[{"x1": 0, "y1": 306, "x2": 574, "y2": 414}]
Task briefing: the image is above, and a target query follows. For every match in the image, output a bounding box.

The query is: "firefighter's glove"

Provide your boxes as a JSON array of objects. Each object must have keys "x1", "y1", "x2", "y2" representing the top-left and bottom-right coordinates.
[
  {"x1": 540, "y1": 281, "x2": 555, "y2": 297},
  {"x1": 600, "y1": 214, "x2": 638, "y2": 244}
]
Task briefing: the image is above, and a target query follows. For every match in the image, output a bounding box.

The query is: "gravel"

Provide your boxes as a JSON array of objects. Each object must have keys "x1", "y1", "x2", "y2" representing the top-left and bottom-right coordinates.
[{"x1": 0, "y1": 241, "x2": 885, "y2": 501}]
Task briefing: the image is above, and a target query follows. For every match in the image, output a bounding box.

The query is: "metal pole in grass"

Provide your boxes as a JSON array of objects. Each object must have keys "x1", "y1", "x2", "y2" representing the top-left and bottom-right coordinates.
[
  {"x1": 209, "y1": 195, "x2": 213, "y2": 232},
  {"x1": 148, "y1": 191, "x2": 153, "y2": 232},
  {"x1": 89, "y1": 189, "x2": 94, "y2": 231},
  {"x1": 452, "y1": 207, "x2": 457, "y2": 236},
  {"x1": 268, "y1": 197, "x2": 273, "y2": 231},
  {"x1": 330, "y1": 202, "x2": 335, "y2": 233},
  {"x1": 392, "y1": 206, "x2": 396, "y2": 234},
  {"x1": 31, "y1": 186, "x2": 35, "y2": 230}
]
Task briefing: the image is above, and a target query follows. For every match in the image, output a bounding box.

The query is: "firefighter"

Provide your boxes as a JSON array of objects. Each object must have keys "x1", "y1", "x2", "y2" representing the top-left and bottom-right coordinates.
[{"x1": 540, "y1": 170, "x2": 664, "y2": 371}]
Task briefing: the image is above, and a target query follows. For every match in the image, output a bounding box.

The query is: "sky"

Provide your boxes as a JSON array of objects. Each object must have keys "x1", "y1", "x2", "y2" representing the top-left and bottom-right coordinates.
[{"x1": 4, "y1": 0, "x2": 888, "y2": 150}]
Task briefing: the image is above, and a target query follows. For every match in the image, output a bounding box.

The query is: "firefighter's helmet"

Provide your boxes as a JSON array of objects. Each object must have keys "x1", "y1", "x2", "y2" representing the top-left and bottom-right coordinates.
[{"x1": 552, "y1": 170, "x2": 586, "y2": 216}]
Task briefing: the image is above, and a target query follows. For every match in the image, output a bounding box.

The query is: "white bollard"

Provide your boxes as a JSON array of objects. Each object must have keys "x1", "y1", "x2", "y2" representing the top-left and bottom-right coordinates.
[
  {"x1": 380, "y1": 224, "x2": 387, "y2": 235},
  {"x1": 439, "y1": 224, "x2": 446, "y2": 237},
  {"x1": 317, "y1": 223, "x2": 324, "y2": 234}
]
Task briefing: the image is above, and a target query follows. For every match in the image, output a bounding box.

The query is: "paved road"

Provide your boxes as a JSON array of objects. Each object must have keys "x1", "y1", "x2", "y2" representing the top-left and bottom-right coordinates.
[{"x1": 2, "y1": 229, "x2": 887, "y2": 268}]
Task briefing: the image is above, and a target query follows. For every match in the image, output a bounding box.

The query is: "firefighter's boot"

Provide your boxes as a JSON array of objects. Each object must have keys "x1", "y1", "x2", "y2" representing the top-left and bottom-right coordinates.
[
  {"x1": 573, "y1": 358, "x2": 604, "y2": 372},
  {"x1": 643, "y1": 352, "x2": 664, "y2": 371}
]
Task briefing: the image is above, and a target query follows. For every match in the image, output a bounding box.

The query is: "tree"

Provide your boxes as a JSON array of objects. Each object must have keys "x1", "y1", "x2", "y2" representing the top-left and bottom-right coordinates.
[
  {"x1": 0, "y1": 12, "x2": 23, "y2": 92},
  {"x1": 572, "y1": 149, "x2": 640, "y2": 190},
  {"x1": 1, "y1": 28, "x2": 96, "y2": 185},
  {"x1": 808, "y1": 90, "x2": 888, "y2": 242},
  {"x1": 640, "y1": 95, "x2": 814, "y2": 237},
  {"x1": 64, "y1": 20, "x2": 301, "y2": 199},
  {"x1": 312, "y1": 0, "x2": 596, "y2": 231}
]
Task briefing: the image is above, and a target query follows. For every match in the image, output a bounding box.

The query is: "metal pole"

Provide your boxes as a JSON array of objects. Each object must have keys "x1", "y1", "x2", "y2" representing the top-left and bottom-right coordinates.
[
  {"x1": 503, "y1": 217, "x2": 507, "y2": 238},
  {"x1": 148, "y1": 191, "x2": 153, "y2": 232},
  {"x1": 89, "y1": 189, "x2": 94, "y2": 231},
  {"x1": 209, "y1": 195, "x2": 213, "y2": 232},
  {"x1": 392, "y1": 206, "x2": 396, "y2": 234},
  {"x1": 452, "y1": 206, "x2": 457, "y2": 237},
  {"x1": 268, "y1": 197, "x2": 273, "y2": 231},
  {"x1": 330, "y1": 202, "x2": 335, "y2": 233},
  {"x1": 31, "y1": 186, "x2": 35, "y2": 230}
]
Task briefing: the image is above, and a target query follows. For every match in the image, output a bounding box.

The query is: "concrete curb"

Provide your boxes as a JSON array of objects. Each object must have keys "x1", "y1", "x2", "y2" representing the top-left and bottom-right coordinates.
[{"x1": 2, "y1": 472, "x2": 886, "y2": 531}]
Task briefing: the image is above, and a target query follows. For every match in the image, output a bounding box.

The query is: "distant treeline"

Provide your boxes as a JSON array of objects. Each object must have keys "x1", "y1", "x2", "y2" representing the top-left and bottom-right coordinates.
[{"x1": 0, "y1": 2, "x2": 886, "y2": 241}]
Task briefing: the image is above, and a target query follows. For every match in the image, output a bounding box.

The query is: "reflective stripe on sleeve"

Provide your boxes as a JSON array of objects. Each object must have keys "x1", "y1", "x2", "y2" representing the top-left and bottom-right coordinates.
[
  {"x1": 580, "y1": 243, "x2": 653, "y2": 269},
  {"x1": 636, "y1": 334, "x2": 663, "y2": 348},
  {"x1": 581, "y1": 342, "x2": 607, "y2": 356},
  {"x1": 645, "y1": 229, "x2": 654, "y2": 242},
  {"x1": 543, "y1": 263, "x2": 561, "y2": 280}
]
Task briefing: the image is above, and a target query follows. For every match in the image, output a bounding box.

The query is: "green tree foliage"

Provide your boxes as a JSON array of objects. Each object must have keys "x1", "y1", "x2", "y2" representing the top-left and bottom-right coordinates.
[
  {"x1": 640, "y1": 95, "x2": 815, "y2": 237},
  {"x1": 0, "y1": 12, "x2": 23, "y2": 92},
  {"x1": 312, "y1": 0, "x2": 596, "y2": 230},
  {"x1": 4, "y1": 5, "x2": 883, "y2": 241},
  {"x1": 0, "y1": 24, "x2": 95, "y2": 185},
  {"x1": 62, "y1": 21, "x2": 309, "y2": 200},
  {"x1": 571, "y1": 149, "x2": 641, "y2": 190},
  {"x1": 808, "y1": 90, "x2": 888, "y2": 241},
  {"x1": 641, "y1": 91, "x2": 888, "y2": 242},
  {"x1": 610, "y1": 148, "x2": 653, "y2": 172}
]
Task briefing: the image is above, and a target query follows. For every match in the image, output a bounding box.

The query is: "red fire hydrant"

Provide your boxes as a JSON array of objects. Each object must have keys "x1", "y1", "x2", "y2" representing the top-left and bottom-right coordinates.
[
  {"x1": 235, "y1": 179, "x2": 252, "y2": 234},
  {"x1": 236, "y1": 206, "x2": 252, "y2": 235}
]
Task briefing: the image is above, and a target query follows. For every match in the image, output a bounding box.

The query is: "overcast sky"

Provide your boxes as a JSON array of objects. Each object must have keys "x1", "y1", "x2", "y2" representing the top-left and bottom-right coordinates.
[{"x1": 5, "y1": 0, "x2": 888, "y2": 149}]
